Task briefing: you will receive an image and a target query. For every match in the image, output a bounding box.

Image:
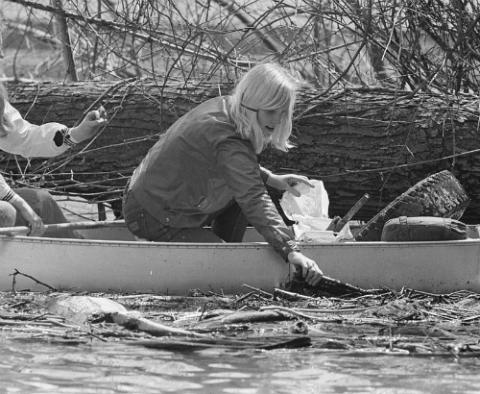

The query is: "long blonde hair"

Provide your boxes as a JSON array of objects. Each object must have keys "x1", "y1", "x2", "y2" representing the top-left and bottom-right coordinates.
[
  {"x1": 229, "y1": 63, "x2": 298, "y2": 154},
  {"x1": 0, "y1": 83, "x2": 12, "y2": 137}
]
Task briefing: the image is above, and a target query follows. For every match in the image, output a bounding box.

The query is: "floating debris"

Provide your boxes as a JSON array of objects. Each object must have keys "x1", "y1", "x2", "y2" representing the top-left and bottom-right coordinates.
[{"x1": 1, "y1": 288, "x2": 480, "y2": 357}]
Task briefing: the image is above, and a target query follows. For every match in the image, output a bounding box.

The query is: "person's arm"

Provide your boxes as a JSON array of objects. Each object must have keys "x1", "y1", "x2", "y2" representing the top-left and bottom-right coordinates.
[
  {"x1": 0, "y1": 101, "x2": 106, "y2": 158},
  {"x1": 216, "y1": 138, "x2": 323, "y2": 286},
  {"x1": 259, "y1": 166, "x2": 273, "y2": 184},
  {"x1": 0, "y1": 174, "x2": 44, "y2": 235},
  {"x1": 8, "y1": 193, "x2": 45, "y2": 236}
]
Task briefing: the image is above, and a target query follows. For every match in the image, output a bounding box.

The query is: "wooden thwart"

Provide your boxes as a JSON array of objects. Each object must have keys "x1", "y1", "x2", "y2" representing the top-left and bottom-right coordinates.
[{"x1": 0, "y1": 219, "x2": 125, "y2": 236}]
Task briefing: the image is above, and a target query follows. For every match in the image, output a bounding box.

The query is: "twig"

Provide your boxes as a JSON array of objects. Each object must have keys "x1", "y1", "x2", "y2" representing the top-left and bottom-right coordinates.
[
  {"x1": 110, "y1": 311, "x2": 207, "y2": 338},
  {"x1": 10, "y1": 269, "x2": 57, "y2": 292},
  {"x1": 242, "y1": 284, "x2": 274, "y2": 299},
  {"x1": 235, "y1": 291, "x2": 258, "y2": 303},
  {"x1": 273, "y1": 288, "x2": 316, "y2": 301},
  {"x1": 259, "y1": 305, "x2": 343, "y2": 323}
]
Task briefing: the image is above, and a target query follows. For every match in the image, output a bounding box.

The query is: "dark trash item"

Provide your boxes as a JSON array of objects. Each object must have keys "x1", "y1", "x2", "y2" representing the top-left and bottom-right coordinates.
[
  {"x1": 287, "y1": 269, "x2": 370, "y2": 297},
  {"x1": 381, "y1": 216, "x2": 468, "y2": 242},
  {"x1": 355, "y1": 170, "x2": 470, "y2": 242}
]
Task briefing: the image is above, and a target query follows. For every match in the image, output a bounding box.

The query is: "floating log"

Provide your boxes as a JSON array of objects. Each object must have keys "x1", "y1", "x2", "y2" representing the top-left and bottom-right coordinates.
[
  {"x1": 110, "y1": 311, "x2": 207, "y2": 337},
  {"x1": 194, "y1": 310, "x2": 292, "y2": 331},
  {"x1": 5, "y1": 80, "x2": 480, "y2": 222},
  {"x1": 134, "y1": 336, "x2": 312, "y2": 351}
]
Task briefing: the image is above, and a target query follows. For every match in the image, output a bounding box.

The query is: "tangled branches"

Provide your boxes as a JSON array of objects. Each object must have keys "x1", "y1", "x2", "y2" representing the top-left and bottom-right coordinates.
[{"x1": 3, "y1": 0, "x2": 480, "y2": 95}]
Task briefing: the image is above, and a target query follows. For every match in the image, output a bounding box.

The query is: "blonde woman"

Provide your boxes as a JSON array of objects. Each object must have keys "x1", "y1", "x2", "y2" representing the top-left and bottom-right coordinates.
[
  {"x1": 123, "y1": 63, "x2": 323, "y2": 285},
  {"x1": 0, "y1": 83, "x2": 106, "y2": 237}
]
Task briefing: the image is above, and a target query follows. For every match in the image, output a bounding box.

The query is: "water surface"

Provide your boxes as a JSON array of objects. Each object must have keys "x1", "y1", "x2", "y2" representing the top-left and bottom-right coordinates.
[{"x1": 1, "y1": 338, "x2": 478, "y2": 394}]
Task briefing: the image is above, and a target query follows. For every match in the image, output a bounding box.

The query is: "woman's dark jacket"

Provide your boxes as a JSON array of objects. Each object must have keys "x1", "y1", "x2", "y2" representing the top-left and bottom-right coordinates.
[{"x1": 129, "y1": 96, "x2": 298, "y2": 260}]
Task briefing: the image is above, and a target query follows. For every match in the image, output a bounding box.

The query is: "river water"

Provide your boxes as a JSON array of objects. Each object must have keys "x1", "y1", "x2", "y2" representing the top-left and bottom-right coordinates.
[{"x1": 1, "y1": 338, "x2": 479, "y2": 394}]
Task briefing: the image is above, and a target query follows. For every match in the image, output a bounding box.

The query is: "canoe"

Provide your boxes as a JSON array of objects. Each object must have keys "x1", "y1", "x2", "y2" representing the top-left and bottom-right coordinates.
[{"x1": 1, "y1": 222, "x2": 480, "y2": 294}]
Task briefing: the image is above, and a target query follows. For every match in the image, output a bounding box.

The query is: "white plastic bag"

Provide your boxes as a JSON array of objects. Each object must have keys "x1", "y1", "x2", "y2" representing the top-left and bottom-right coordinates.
[{"x1": 280, "y1": 180, "x2": 353, "y2": 243}]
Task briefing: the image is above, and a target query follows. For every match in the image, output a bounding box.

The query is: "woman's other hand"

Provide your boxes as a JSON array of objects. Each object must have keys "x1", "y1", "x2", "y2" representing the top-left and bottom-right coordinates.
[
  {"x1": 267, "y1": 173, "x2": 313, "y2": 197},
  {"x1": 69, "y1": 106, "x2": 107, "y2": 143},
  {"x1": 287, "y1": 251, "x2": 324, "y2": 286}
]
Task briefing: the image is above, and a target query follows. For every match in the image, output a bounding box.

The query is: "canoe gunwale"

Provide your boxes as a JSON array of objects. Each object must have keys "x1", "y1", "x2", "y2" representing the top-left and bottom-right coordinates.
[
  {"x1": 1, "y1": 234, "x2": 480, "y2": 248},
  {"x1": 0, "y1": 234, "x2": 270, "y2": 249}
]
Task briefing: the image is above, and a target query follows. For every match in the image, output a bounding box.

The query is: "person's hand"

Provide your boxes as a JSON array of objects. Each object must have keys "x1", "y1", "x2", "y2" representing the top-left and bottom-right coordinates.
[
  {"x1": 267, "y1": 173, "x2": 313, "y2": 197},
  {"x1": 10, "y1": 194, "x2": 45, "y2": 236},
  {"x1": 287, "y1": 251, "x2": 324, "y2": 286},
  {"x1": 22, "y1": 209, "x2": 45, "y2": 236},
  {"x1": 69, "y1": 106, "x2": 107, "y2": 143}
]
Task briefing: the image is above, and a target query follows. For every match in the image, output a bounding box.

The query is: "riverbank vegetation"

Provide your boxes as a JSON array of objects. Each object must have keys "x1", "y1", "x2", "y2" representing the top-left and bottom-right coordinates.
[{"x1": 4, "y1": 0, "x2": 480, "y2": 93}]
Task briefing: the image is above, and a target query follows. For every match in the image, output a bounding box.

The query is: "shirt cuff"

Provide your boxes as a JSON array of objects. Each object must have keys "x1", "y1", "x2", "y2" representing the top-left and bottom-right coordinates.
[
  {"x1": 53, "y1": 127, "x2": 78, "y2": 148},
  {"x1": 281, "y1": 240, "x2": 301, "y2": 262},
  {"x1": 259, "y1": 167, "x2": 273, "y2": 184},
  {"x1": 1, "y1": 190, "x2": 16, "y2": 202}
]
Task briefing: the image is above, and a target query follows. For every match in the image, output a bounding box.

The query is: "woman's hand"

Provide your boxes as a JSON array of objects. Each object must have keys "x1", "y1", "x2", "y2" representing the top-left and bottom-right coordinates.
[
  {"x1": 267, "y1": 173, "x2": 313, "y2": 197},
  {"x1": 287, "y1": 251, "x2": 324, "y2": 286},
  {"x1": 69, "y1": 106, "x2": 108, "y2": 143}
]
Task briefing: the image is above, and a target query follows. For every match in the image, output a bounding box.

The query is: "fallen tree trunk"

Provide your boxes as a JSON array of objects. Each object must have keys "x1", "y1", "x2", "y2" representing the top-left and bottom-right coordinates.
[{"x1": 5, "y1": 80, "x2": 480, "y2": 222}]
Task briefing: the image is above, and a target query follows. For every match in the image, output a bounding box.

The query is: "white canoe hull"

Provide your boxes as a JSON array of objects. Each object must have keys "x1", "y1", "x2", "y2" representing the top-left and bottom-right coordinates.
[{"x1": 1, "y1": 226, "x2": 479, "y2": 294}]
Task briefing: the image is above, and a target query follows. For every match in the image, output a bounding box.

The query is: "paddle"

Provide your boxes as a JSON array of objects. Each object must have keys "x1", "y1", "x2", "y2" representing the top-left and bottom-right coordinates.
[{"x1": 0, "y1": 219, "x2": 125, "y2": 236}]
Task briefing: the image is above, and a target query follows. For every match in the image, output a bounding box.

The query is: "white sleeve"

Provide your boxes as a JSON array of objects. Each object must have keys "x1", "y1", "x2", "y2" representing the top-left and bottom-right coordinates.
[
  {"x1": 0, "y1": 174, "x2": 15, "y2": 202},
  {"x1": 0, "y1": 101, "x2": 75, "y2": 158}
]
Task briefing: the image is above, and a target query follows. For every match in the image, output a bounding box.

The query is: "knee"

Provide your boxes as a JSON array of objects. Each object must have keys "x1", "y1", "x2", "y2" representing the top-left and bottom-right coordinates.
[
  {"x1": 0, "y1": 201, "x2": 17, "y2": 227},
  {"x1": 15, "y1": 188, "x2": 64, "y2": 223},
  {"x1": 35, "y1": 189, "x2": 55, "y2": 203},
  {"x1": 31, "y1": 189, "x2": 58, "y2": 213},
  {"x1": 15, "y1": 187, "x2": 55, "y2": 205}
]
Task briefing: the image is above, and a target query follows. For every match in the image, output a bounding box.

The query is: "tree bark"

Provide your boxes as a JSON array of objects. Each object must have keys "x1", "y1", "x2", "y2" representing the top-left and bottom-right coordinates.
[
  {"x1": 5, "y1": 80, "x2": 480, "y2": 223},
  {"x1": 51, "y1": 0, "x2": 78, "y2": 81}
]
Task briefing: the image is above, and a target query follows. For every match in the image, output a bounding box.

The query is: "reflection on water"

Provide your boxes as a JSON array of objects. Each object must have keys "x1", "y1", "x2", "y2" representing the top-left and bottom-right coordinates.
[{"x1": 1, "y1": 338, "x2": 480, "y2": 394}]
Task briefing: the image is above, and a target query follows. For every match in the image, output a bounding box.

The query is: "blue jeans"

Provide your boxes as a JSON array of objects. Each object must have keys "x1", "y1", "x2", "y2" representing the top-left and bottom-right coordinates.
[{"x1": 123, "y1": 191, "x2": 248, "y2": 242}]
